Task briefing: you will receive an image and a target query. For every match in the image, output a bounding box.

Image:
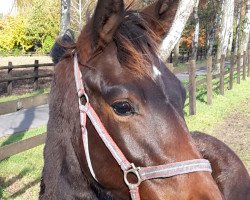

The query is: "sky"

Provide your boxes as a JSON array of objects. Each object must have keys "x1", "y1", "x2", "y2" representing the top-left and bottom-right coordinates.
[{"x1": 0, "y1": 0, "x2": 16, "y2": 16}]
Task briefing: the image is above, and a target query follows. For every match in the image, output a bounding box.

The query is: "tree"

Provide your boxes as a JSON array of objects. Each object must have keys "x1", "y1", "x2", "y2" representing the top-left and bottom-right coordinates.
[
  {"x1": 240, "y1": 0, "x2": 250, "y2": 54},
  {"x1": 60, "y1": 0, "x2": 71, "y2": 35},
  {"x1": 0, "y1": 0, "x2": 60, "y2": 54},
  {"x1": 234, "y1": 0, "x2": 243, "y2": 56},
  {"x1": 70, "y1": 0, "x2": 97, "y2": 36},
  {"x1": 160, "y1": 0, "x2": 199, "y2": 61},
  {"x1": 191, "y1": 0, "x2": 200, "y2": 60},
  {"x1": 227, "y1": 0, "x2": 235, "y2": 55},
  {"x1": 173, "y1": 40, "x2": 180, "y2": 64},
  {"x1": 199, "y1": 0, "x2": 220, "y2": 57},
  {"x1": 216, "y1": 0, "x2": 235, "y2": 61}
]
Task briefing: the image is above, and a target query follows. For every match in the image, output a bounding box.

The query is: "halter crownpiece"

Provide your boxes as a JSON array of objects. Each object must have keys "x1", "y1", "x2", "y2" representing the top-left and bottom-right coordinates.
[{"x1": 73, "y1": 53, "x2": 212, "y2": 200}]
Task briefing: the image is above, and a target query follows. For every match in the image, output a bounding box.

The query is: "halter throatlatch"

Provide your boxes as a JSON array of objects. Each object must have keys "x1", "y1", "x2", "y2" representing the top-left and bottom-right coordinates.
[{"x1": 73, "y1": 54, "x2": 212, "y2": 200}]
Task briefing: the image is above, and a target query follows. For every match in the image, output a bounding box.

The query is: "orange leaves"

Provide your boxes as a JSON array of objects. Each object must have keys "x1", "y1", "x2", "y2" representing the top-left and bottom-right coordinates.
[{"x1": 181, "y1": 29, "x2": 206, "y2": 48}]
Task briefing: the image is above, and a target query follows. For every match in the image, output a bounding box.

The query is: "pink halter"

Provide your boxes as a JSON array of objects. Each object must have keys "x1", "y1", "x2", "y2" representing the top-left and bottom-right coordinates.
[{"x1": 73, "y1": 54, "x2": 212, "y2": 200}]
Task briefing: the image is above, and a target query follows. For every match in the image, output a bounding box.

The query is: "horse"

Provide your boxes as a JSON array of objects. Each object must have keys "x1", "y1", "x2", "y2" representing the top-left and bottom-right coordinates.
[
  {"x1": 191, "y1": 132, "x2": 250, "y2": 200},
  {"x1": 40, "y1": 0, "x2": 249, "y2": 199}
]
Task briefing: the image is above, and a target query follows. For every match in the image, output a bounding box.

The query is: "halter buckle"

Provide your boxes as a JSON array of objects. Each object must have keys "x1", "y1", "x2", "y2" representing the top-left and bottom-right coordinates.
[{"x1": 124, "y1": 163, "x2": 142, "y2": 188}]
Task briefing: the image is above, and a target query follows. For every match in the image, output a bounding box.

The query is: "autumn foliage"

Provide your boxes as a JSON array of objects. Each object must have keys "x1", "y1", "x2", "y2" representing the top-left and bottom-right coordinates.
[{"x1": 181, "y1": 29, "x2": 206, "y2": 48}]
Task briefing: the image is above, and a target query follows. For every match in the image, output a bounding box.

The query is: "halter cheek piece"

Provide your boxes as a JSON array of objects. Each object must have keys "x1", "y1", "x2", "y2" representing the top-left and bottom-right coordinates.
[{"x1": 73, "y1": 54, "x2": 212, "y2": 200}]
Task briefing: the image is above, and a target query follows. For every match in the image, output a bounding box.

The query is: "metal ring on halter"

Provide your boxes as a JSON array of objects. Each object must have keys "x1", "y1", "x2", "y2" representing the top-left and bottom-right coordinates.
[
  {"x1": 124, "y1": 163, "x2": 142, "y2": 188},
  {"x1": 79, "y1": 92, "x2": 89, "y2": 106}
]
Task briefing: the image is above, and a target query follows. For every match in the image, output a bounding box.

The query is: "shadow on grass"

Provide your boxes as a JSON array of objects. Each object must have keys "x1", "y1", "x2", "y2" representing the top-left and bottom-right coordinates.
[
  {"x1": 10, "y1": 178, "x2": 40, "y2": 199},
  {"x1": 0, "y1": 168, "x2": 32, "y2": 198}
]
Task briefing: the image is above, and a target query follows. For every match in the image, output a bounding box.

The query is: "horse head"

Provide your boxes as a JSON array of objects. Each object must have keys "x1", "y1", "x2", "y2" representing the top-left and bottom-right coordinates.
[{"x1": 41, "y1": 1, "x2": 223, "y2": 199}]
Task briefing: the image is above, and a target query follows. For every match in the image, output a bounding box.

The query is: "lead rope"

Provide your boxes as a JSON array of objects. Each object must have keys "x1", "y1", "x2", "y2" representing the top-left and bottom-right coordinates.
[{"x1": 73, "y1": 53, "x2": 212, "y2": 200}]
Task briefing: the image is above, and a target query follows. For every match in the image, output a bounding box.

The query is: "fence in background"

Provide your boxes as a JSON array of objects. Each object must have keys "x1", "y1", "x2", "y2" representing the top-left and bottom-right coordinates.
[
  {"x1": 169, "y1": 47, "x2": 217, "y2": 63},
  {"x1": 0, "y1": 51, "x2": 250, "y2": 160},
  {"x1": 169, "y1": 51, "x2": 250, "y2": 115},
  {"x1": 0, "y1": 60, "x2": 54, "y2": 95}
]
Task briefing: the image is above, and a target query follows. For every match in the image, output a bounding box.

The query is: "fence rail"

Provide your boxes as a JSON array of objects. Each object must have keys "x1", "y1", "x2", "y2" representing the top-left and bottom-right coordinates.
[
  {"x1": 0, "y1": 51, "x2": 250, "y2": 160},
  {"x1": 0, "y1": 60, "x2": 54, "y2": 95},
  {"x1": 0, "y1": 133, "x2": 47, "y2": 160}
]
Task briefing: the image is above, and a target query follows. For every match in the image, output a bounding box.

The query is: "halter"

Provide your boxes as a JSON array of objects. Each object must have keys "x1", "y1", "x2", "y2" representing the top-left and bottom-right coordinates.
[{"x1": 73, "y1": 54, "x2": 212, "y2": 200}]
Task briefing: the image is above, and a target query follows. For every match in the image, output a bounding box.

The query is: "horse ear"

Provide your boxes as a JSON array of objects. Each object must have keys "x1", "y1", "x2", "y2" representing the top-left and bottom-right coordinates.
[
  {"x1": 91, "y1": 0, "x2": 125, "y2": 50},
  {"x1": 140, "y1": 0, "x2": 179, "y2": 40}
]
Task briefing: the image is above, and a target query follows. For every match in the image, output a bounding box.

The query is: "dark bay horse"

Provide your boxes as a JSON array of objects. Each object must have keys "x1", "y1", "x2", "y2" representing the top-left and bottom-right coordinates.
[{"x1": 40, "y1": 0, "x2": 249, "y2": 199}]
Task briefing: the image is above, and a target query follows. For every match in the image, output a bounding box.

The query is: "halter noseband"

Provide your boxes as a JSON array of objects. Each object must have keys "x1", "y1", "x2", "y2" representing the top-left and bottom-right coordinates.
[{"x1": 73, "y1": 54, "x2": 212, "y2": 200}]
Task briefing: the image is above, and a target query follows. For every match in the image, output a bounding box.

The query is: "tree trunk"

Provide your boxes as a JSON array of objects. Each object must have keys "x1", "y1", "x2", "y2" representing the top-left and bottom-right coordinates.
[
  {"x1": 207, "y1": 15, "x2": 218, "y2": 57},
  {"x1": 173, "y1": 40, "x2": 180, "y2": 65},
  {"x1": 227, "y1": 0, "x2": 235, "y2": 56},
  {"x1": 160, "y1": 0, "x2": 198, "y2": 61},
  {"x1": 191, "y1": 0, "x2": 200, "y2": 60},
  {"x1": 70, "y1": 0, "x2": 91, "y2": 36},
  {"x1": 215, "y1": 0, "x2": 234, "y2": 72},
  {"x1": 216, "y1": 0, "x2": 234, "y2": 59},
  {"x1": 234, "y1": 1, "x2": 242, "y2": 56},
  {"x1": 206, "y1": 0, "x2": 219, "y2": 57},
  {"x1": 237, "y1": 0, "x2": 246, "y2": 56},
  {"x1": 60, "y1": 0, "x2": 71, "y2": 35},
  {"x1": 241, "y1": 0, "x2": 250, "y2": 53}
]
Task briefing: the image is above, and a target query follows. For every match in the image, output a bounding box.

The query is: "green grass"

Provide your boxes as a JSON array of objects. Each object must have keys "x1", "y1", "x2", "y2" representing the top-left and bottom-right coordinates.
[
  {"x1": 0, "y1": 88, "x2": 50, "y2": 103},
  {"x1": 0, "y1": 126, "x2": 46, "y2": 200},
  {"x1": 0, "y1": 76, "x2": 249, "y2": 199},
  {"x1": 0, "y1": 126, "x2": 46, "y2": 146},
  {"x1": 185, "y1": 77, "x2": 250, "y2": 132}
]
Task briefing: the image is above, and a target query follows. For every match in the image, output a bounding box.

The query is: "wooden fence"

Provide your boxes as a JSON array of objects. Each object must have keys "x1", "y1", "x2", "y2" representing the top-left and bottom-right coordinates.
[
  {"x1": 169, "y1": 47, "x2": 217, "y2": 63},
  {"x1": 0, "y1": 51, "x2": 250, "y2": 160},
  {"x1": 169, "y1": 51, "x2": 250, "y2": 115},
  {"x1": 0, "y1": 60, "x2": 54, "y2": 95}
]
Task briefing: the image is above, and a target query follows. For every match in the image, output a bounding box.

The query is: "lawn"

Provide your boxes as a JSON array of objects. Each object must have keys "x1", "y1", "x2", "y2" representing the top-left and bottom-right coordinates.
[
  {"x1": 185, "y1": 76, "x2": 250, "y2": 131},
  {"x1": 0, "y1": 127, "x2": 46, "y2": 200},
  {"x1": 0, "y1": 77, "x2": 249, "y2": 199},
  {"x1": 0, "y1": 88, "x2": 49, "y2": 103}
]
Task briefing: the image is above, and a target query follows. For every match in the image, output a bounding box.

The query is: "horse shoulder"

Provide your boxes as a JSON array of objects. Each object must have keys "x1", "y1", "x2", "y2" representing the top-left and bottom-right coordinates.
[{"x1": 191, "y1": 131, "x2": 250, "y2": 200}]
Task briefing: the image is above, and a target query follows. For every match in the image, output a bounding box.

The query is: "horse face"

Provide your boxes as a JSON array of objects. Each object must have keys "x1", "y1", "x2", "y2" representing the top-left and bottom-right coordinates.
[
  {"x1": 73, "y1": 1, "x2": 223, "y2": 199},
  {"x1": 42, "y1": 0, "x2": 223, "y2": 199},
  {"x1": 79, "y1": 39, "x2": 222, "y2": 199}
]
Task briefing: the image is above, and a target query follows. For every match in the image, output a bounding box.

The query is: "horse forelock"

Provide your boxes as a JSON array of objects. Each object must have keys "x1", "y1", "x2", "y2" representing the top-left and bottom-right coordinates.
[{"x1": 76, "y1": 10, "x2": 160, "y2": 79}]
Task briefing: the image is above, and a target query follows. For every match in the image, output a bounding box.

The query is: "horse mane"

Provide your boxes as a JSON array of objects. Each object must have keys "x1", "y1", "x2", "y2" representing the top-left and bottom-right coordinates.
[
  {"x1": 113, "y1": 10, "x2": 160, "y2": 78},
  {"x1": 53, "y1": 9, "x2": 160, "y2": 79}
]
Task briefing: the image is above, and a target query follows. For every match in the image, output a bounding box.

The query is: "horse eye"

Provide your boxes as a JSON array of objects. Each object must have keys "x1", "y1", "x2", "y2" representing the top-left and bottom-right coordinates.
[{"x1": 111, "y1": 101, "x2": 134, "y2": 116}]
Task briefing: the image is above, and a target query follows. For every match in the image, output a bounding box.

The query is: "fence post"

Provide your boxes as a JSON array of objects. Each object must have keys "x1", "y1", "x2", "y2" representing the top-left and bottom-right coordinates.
[
  {"x1": 237, "y1": 53, "x2": 241, "y2": 84},
  {"x1": 243, "y1": 51, "x2": 247, "y2": 80},
  {"x1": 7, "y1": 62, "x2": 13, "y2": 95},
  {"x1": 206, "y1": 56, "x2": 212, "y2": 105},
  {"x1": 189, "y1": 60, "x2": 196, "y2": 115},
  {"x1": 229, "y1": 54, "x2": 234, "y2": 90},
  {"x1": 34, "y1": 60, "x2": 39, "y2": 90},
  {"x1": 219, "y1": 55, "x2": 225, "y2": 95},
  {"x1": 248, "y1": 48, "x2": 250, "y2": 77}
]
